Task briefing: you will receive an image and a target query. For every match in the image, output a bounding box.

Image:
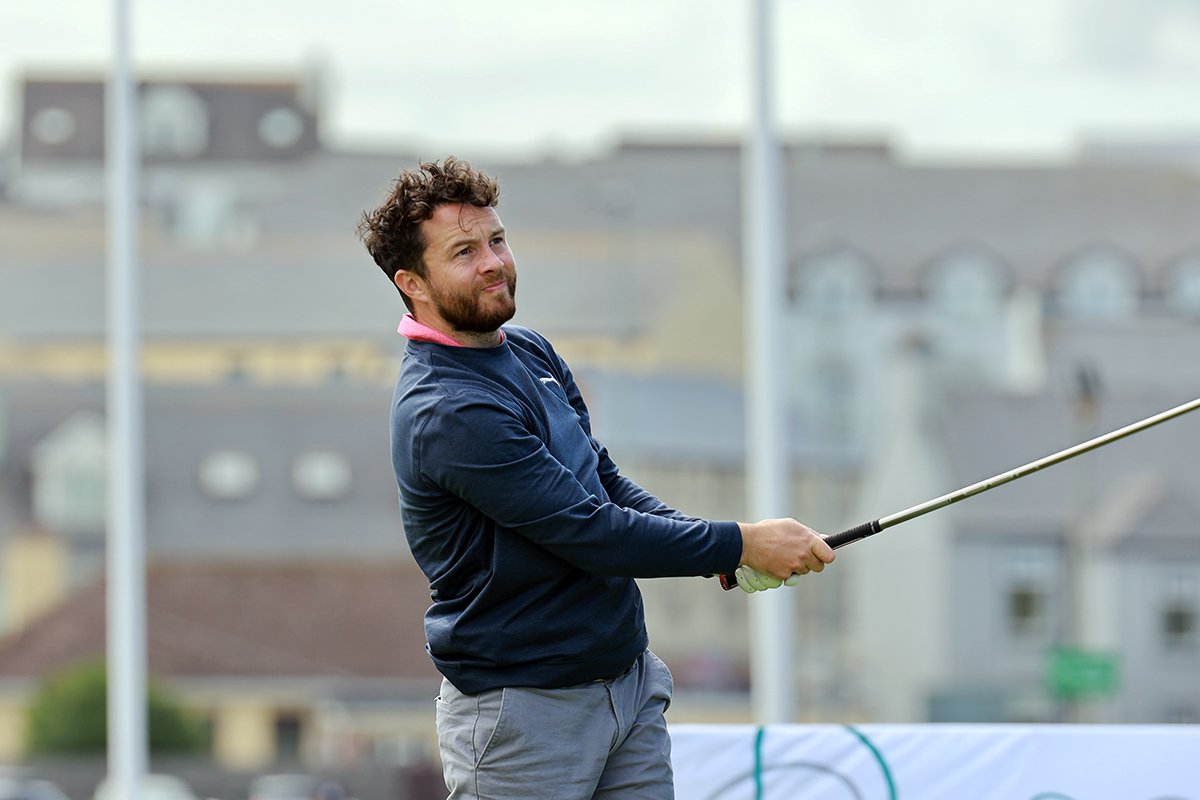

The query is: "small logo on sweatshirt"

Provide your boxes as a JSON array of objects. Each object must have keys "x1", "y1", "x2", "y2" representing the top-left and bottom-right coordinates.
[{"x1": 539, "y1": 376, "x2": 559, "y2": 387}]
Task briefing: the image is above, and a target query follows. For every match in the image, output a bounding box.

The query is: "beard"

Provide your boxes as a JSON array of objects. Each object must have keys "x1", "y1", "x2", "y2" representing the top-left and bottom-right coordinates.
[{"x1": 428, "y1": 273, "x2": 517, "y2": 334}]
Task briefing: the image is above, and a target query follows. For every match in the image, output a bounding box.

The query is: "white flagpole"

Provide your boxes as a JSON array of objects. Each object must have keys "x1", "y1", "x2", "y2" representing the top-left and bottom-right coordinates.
[
  {"x1": 743, "y1": 0, "x2": 794, "y2": 724},
  {"x1": 106, "y1": 0, "x2": 148, "y2": 796}
]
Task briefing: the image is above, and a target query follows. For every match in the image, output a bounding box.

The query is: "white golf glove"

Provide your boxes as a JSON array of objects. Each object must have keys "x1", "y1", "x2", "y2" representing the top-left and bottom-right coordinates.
[
  {"x1": 735, "y1": 566, "x2": 807, "y2": 593},
  {"x1": 734, "y1": 565, "x2": 782, "y2": 593}
]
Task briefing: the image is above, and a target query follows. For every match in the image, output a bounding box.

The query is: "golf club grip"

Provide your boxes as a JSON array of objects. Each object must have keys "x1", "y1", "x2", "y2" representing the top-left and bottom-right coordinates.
[{"x1": 823, "y1": 519, "x2": 882, "y2": 550}]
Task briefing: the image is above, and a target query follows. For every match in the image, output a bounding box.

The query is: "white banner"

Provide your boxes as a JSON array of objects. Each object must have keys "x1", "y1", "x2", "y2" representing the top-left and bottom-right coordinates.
[{"x1": 671, "y1": 723, "x2": 1200, "y2": 799}]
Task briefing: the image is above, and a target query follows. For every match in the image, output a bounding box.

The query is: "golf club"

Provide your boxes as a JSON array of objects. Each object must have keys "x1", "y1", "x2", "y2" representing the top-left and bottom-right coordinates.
[{"x1": 720, "y1": 395, "x2": 1200, "y2": 591}]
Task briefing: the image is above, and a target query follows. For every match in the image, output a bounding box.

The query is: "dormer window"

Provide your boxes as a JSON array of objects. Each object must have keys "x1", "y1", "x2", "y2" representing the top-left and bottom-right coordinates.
[
  {"x1": 925, "y1": 248, "x2": 1008, "y2": 318},
  {"x1": 794, "y1": 247, "x2": 875, "y2": 317},
  {"x1": 291, "y1": 451, "x2": 352, "y2": 501},
  {"x1": 1053, "y1": 248, "x2": 1140, "y2": 320},
  {"x1": 198, "y1": 450, "x2": 261, "y2": 500},
  {"x1": 258, "y1": 107, "x2": 305, "y2": 149},
  {"x1": 1165, "y1": 254, "x2": 1200, "y2": 317},
  {"x1": 141, "y1": 85, "x2": 209, "y2": 159},
  {"x1": 29, "y1": 107, "x2": 78, "y2": 146},
  {"x1": 31, "y1": 412, "x2": 107, "y2": 533}
]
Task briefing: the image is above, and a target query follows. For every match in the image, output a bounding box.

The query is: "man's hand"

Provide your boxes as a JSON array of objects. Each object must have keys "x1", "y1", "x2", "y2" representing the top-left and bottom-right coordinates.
[
  {"x1": 733, "y1": 565, "x2": 814, "y2": 593},
  {"x1": 734, "y1": 565, "x2": 782, "y2": 592},
  {"x1": 735, "y1": 518, "x2": 835, "y2": 592}
]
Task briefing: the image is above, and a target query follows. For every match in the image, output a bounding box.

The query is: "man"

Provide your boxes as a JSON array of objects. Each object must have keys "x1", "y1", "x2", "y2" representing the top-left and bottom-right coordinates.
[{"x1": 358, "y1": 158, "x2": 833, "y2": 799}]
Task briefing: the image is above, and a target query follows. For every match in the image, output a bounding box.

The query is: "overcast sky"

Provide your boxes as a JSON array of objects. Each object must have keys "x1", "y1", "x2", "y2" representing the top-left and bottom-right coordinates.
[{"x1": 3, "y1": 0, "x2": 1200, "y2": 161}]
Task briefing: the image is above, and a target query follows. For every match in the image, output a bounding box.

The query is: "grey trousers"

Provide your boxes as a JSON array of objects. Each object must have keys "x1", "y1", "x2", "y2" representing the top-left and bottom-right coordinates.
[{"x1": 435, "y1": 649, "x2": 675, "y2": 800}]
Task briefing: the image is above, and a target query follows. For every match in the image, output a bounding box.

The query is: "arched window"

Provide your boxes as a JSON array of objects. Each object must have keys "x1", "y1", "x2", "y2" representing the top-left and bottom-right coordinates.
[
  {"x1": 1165, "y1": 254, "x2": 1200, "y2": 317},
  {"x1": 1053, "y1": 248, "x2": 1140, "y2": 319},
  {"x1": 793, "y1": 246, "x2": 875, "y2": 317},
  {"x1": 925, "y1": 247, "x2": 1009, "y2": 318}
]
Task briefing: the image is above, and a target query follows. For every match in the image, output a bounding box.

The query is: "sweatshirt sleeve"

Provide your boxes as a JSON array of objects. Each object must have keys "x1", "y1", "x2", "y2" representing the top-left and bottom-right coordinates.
[
  {"x1": 591, "y1": 438, "x2": 699, "y2": 521},
  {"x1": 416, "y1": 392, "x2": 742, "y2": 579},
  {"x1": 550, "y1": 338, "x2": 698, "y2": 521}
]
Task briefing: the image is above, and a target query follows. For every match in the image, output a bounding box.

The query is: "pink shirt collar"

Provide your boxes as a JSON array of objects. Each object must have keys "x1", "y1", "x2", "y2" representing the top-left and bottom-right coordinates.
[{"x1": 397, "y1": 313, "x2": 505, "y2": 347}]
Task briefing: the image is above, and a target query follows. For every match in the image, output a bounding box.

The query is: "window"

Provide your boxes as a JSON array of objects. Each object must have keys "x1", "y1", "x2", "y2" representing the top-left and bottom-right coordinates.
[
  {"x1": 31, "y1": 412, "x2": 107, "y2": 533},
  {"x1": 140, "y1": 85, "x2": 209, "y2": 159},
  {"x1": 1165, "y1": 255, "x2": 1200, "y2": 316},
  {"x1": 198, "y1": 450, "x2": 260, "y2": 500},
  {"x1": 258, "y1": 107, "x2": 305, "y2": 148},
  {"x1": 29, "y1": 107, "x2": 77, "y2": 145},
  {"x1": 1005, "y1": 547, "x2": 1053, "y2": 640},
  {"x1": 1162, "y1": 574, "x2": 1198, "y2": 653},
  {"x1": 794, "y1": 247, "x2": 875, "y2": 317},
  {"x1": 1162, "y1": 603, "x2": 1196, "y2": 650},
  {"x1": 291, "y1": 451, "x2": 352, "y2": 500},
  {"x1": 1008, "y1": 584, "x2": 1046, "y2": 637},
  {"x1": 1053, "y1": 249, "x2": 1139, "y2": 319},
  {"x1": 925, "y1": 248, "x2": 1008, "y2": 318},
  {"x1": 274, "y1": 712, "x2": 303, "y2": 761}
]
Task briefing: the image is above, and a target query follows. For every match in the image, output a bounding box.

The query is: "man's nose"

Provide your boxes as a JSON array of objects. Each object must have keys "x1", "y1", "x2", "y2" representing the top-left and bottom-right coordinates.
[{"x1": 481, "y1": 246, "x2": 506, "y2": 271}]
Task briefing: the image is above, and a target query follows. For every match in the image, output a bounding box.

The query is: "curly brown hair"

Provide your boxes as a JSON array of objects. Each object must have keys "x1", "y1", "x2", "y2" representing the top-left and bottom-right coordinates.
[{"x1": 357, "y1": 157, "x2": 500, "y2": 310}]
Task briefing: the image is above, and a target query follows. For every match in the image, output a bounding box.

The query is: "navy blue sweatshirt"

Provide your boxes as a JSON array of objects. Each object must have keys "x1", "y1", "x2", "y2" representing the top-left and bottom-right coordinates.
[{"x1": 391, "y1": 325, "x2": 743, "y2": 694}]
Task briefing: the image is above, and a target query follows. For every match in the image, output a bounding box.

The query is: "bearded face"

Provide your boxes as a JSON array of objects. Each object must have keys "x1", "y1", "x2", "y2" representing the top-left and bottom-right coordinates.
[
  {"x1": 426, "y1": 269, "x2": 517, "y2": 333},
  {"x1": 406, "y1": 204, "x2": 518, "y2": 343}
]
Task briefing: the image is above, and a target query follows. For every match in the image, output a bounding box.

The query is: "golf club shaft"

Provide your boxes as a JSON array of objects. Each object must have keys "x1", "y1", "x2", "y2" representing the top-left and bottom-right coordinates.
[
  {"x1": 720, "y1": 396, "x2": 1200, "y2": 590},
  {"x1": 827, "y1": 395, "x2": 1200, "y2": 548}
]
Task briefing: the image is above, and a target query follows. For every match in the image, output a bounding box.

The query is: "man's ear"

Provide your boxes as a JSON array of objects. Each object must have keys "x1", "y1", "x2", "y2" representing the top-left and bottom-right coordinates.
[{"x1": 394, "y1": 270, "x2": 426, "y2": 301}]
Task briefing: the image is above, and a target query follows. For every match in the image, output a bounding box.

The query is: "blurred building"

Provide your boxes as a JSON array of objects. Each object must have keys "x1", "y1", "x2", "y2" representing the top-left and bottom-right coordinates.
[
  {"x1": 0, "y1": 561, "x2": 440, "y2": 769},
  {"x1": 1, "y1": 68, "x2": 1199, "y2": 769}
]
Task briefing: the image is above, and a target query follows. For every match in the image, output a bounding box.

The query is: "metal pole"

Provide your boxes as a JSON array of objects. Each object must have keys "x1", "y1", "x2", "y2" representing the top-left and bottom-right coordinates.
[
  {"x1": 106, "y1": 0, "x2": 147, "y2": 796},
  {"x1": 744, "y1": 0, "x2": 794, "y2": 724}
]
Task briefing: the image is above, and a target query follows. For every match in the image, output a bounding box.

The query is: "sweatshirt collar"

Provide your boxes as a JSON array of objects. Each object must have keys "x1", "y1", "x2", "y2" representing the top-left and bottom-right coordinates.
[{"x1": 397, "y1": 313, "x2": 505, "y2": 347}]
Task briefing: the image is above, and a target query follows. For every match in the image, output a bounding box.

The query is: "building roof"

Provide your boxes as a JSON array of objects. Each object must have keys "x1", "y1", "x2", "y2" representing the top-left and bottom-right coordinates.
[
  {"x1": 1043, "y1": 320, "x2": 1200, "y2": 393},
  {"x1": 495, "y1": 142, "x2": 1200, "y2": 295},
  {"x1": 936, "y1": 390, "x2": 1200, "y2": 551},
  {"x1": 0, "y1": 560, "x2": 437, "y2": 683},
  {"x1": 5, "y1": 139, "x2": 1200, "y2": 344},
  {"x1": 0, "y1": 382, "x2": 410, "y2": 560},
  {"x1": 579, "y1": 368, "x2": 745, "y2": 466}
]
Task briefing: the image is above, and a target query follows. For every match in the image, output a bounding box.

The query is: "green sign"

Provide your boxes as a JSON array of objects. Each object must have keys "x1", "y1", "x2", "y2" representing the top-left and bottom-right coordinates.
[{"x1": 1046, "y1": 647, "x2": 1120, "y2": 698}]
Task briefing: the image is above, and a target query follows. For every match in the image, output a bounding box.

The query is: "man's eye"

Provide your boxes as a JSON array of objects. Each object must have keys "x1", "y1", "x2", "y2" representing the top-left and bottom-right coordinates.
[
  {"x1": 457, "y1": 247, "x2": 471, "y2": 257},
  {"x1": 491, "y1": 237, "x2": 505, "y2": 246}
]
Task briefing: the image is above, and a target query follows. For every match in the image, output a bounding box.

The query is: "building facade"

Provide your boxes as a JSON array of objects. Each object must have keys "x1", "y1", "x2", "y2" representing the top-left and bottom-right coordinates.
[{"x1": 1, "y1": 71, "x2": 1199, "y2": 757}]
